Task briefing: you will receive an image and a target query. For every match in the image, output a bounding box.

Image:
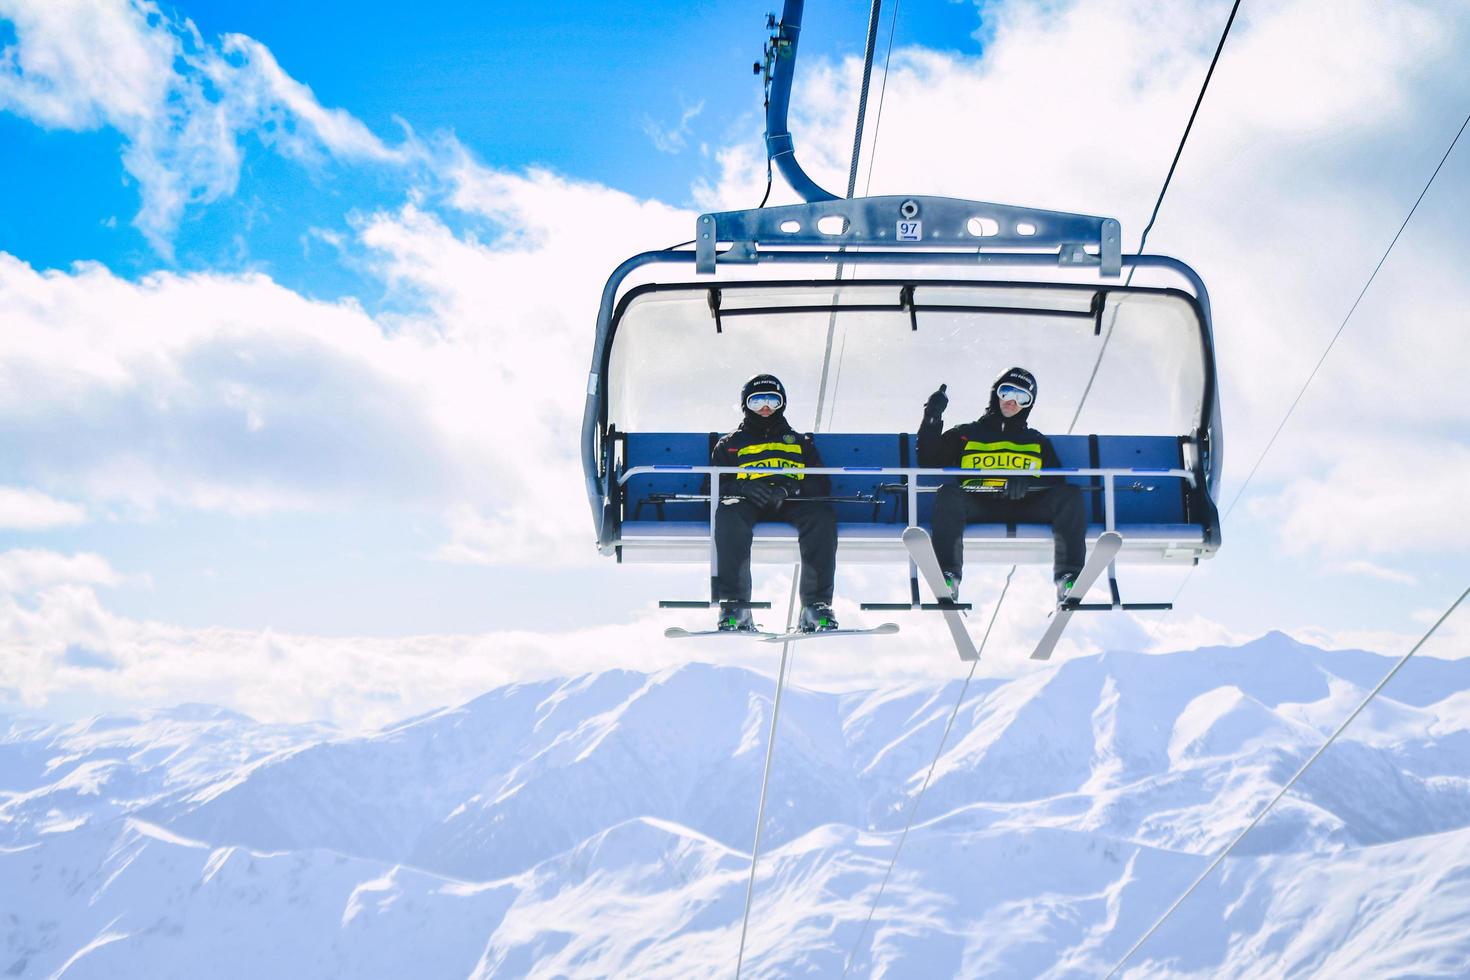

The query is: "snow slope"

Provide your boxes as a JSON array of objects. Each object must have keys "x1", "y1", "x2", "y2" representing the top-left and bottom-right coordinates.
[{"x1": 3, "y1": 632, "x2": 1468, "y2": 977}]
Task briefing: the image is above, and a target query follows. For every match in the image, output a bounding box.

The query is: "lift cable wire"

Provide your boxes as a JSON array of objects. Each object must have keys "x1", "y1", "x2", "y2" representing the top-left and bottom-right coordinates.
[
  {"x1": 1106, "y1": 84, "x2": 1470, "y2": 980},
  {"x1": 1221, "y1": 106, "x2": 1470, "y2": 524},
  {"x1": 825, "y1": 0, "x2": 901, "y2": 428},
  {"x1": 840, "y1": 1, "x2": 1240, "y2": 963},
  {"x1": 861, "y1": 0, "x2": 902, "y2": 197},
  {"x1": 846, "y1": 0, "x2": 887, "y2": 200},
  {"x1": 1146, "y1": 104, "x2": 1470, "y2": 646},
  {"x1": 838, "y1": 6, "x2": 1241, "y2": 965},
  {"x1": 1108, "y1": 583, "x2": 1470, "y2": 978},
  {"x1": 735, "y1": 6, "x2": 886, "y2": 975},
  {"x1": 813, "y1": 0, "x2": 885, "y2": 429},
  {"x1": 1136, "y1": 0, "x2": 1242, "y2": 260},
  {"x1": 1067, "y1": 0, "x2": 1242, "y2": 436},
  {"x1": 732, "y1": 583, "x2": 800, "y2": 980},
  {"x1": 840, "y1": 566, "x2": 1017, "y2": 978}
]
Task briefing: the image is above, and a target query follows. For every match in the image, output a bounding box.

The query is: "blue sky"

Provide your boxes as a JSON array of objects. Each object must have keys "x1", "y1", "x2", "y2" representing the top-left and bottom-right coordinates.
[
  {"x1": 1, "y1": 0, "x2": 1467, "y2": 727},
  {"x1": 0, "y1": 1, "x2": 980, "y2": 284}
]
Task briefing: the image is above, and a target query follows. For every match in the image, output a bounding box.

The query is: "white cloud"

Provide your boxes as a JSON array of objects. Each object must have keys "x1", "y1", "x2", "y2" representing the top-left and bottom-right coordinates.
[
  {"x1": 1247, "y1": 439, "x2": 1470, "y2": 558},
  {"x1": 0, "y1": 0, "x2": 175, "y2": 129},
  {"x1": 0, "y1": 252, "x2": 455, "y2": 517},
  {"x1": 0, "y1": 0, "x2": 415, "y2": 254},
  {"x1": 0, "y1": 487, "x2": 86, "y2": 530},
  {"x1": 0, "y1": 550, "x2": 1102, "y2": 728},
  {"x1": 1326, "y1": 561, "x2": 1419, "y2": 586},
  {"x1": 0, "y1": 156, "x2": 694, "y2": 565},
  {"x1": 642, "y1": 99, "x2": 705, "y2": 155},
  {"x1": 1288, "y1": 610, "x2": 1470, "y2": 663},
  {"x1": 0, "y1": 565, "x2": 937, "y2": 729},
  {"x1": 352, "y1": 164, "x2": 694, "y2": 564},
  {"x1": 697, "y1": 0, "x2": 1470, "y2": 565},
  {"x1": 0, "y1": 549, "x2": 119, "y2": 593},
  {"x1": 3, "y1": 550, "x2": 1428, "y2": 727},
  {"x1": 3, "y1": 0, "x2": 1469, "y2": 718},
  {"x1": 1141, "y1": 612, "x2": 1259, "y2": 655},
  {"x1": 211, "y1": 33, "x2": 409, "y2": 166}
]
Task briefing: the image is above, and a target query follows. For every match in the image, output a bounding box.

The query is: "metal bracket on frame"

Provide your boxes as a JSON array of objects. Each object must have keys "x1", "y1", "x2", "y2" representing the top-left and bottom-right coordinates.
[
  {"x1": 1071, "y1": 567, "x2": 1174, "y2": 612},
  {"x1": 695, "y1": 195, "x2": 1122, "y2": 277}
]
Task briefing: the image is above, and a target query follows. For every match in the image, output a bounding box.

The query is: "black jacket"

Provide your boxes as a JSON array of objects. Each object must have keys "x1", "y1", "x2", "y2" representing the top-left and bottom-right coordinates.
[
  {"x1": 712, "y1": 414, "x2": 832, "y2": 496},
  {"x1": 918, "y1": 388, "x2": 1062, "y2": 489}
]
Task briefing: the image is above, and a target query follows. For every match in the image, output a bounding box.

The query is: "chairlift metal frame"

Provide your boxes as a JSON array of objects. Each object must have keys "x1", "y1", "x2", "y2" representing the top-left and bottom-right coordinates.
[
  {"x1": 579, "y1": 0, "x2": 1223, "y2": 619},
  {"x1": 582, "y1": 220, "x2": 1222, "y2": 556}
]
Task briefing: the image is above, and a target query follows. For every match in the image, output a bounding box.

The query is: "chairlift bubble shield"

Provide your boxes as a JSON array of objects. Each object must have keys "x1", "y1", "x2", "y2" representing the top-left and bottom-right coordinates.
[{"x1": 607, "y1": 280, "x2": 1209, "y2": 438}]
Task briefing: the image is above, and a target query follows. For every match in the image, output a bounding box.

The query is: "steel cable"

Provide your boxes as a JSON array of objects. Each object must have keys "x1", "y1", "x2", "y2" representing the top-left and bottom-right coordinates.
[
  {"x1": 813, "y1": 0, "x2": 884, "y2": 432},
  {"x1": 840, "y1": 566, "x2": 1016, "y2": 977},
  {"x1": 1146, "y1": 105, "x2": 1470, "y2": 646},
  {"x1": 840, "y1": 4, "x2": 1243, "y2": 967},
  {"x1": 861, "y1": 0, "x2": 901, "y2": 197},
  {"x1": 1108, "y1": 584, "x2": 1470, "y2": 978},
  {"x1": 1067, "y1": 0, "x2": 1242, "y2": 435},
  {"x1": 735, "y1": 6, "x2": 886, "y2": 975},
  {"x1": 732, "y1": 590, "x2": 799, "y2": 980}
]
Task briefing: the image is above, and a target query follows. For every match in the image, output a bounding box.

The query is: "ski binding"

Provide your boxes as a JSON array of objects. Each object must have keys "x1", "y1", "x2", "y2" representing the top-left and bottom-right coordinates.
[
  {"x1": 1029, "y1": 530, "x2": 1124, "y2": 661},
  {"x1": 901, "y1": 526, "x2": 978, "y2": 662}
]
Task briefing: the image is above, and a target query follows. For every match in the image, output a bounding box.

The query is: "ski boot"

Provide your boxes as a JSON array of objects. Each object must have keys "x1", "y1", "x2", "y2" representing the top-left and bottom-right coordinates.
[
  {"x1": 1055, "y1": 572, "x2": 1078, "y2": 606},
  {"x1": 717, "y1": 605, "x2": 757, "y2": 632},
  {"x1": 941, "y1": 571, "x2": 961, "y2": 603},
  {"x1": 798, "y1": 602, "x2": 839, "y2": 633}
]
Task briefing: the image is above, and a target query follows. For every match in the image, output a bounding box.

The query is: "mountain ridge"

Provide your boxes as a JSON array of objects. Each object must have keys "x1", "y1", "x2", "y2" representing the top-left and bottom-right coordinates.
[{"x1": 3, "y1": 632, "x2": 1468, "y2": 977}]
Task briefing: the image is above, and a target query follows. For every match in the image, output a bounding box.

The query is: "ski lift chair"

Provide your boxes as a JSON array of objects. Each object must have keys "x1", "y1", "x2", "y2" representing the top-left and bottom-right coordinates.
[{"x1": 583, "y1": 196, "x2": 1222, "y2": 615}]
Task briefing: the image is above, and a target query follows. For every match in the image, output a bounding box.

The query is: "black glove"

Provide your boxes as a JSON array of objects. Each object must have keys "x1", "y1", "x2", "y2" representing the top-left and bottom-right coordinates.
[
  {"x1": 1005, "y1": 476, "x2": 1037, "y2": 501},
  {"x1": 922, "y1": 384, "x2": 948, "y2": 426},
  {"x1": 743, "y1": 480, "x2": 790, "y2": 508}
]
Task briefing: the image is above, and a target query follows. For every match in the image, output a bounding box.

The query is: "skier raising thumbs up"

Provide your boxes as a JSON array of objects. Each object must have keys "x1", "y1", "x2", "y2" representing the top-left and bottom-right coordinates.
[{"x1": 916, "y1": 368, "x2": 1087, "y2": 604}]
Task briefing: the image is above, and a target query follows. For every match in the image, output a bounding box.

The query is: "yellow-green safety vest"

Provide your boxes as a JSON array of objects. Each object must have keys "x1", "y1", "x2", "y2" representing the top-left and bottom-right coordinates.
[
  {"x1": 735, "y1": 440, "x2": 807, "y2": 480},
  {"x1": 960, "y1": 439, "x2": 1041, "y2": 489}
]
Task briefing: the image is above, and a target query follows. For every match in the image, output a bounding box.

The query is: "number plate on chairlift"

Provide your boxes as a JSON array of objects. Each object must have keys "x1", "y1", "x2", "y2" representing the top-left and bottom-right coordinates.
[{"x1": 896, "y1": 220, "x2": 922, "y2": 242}]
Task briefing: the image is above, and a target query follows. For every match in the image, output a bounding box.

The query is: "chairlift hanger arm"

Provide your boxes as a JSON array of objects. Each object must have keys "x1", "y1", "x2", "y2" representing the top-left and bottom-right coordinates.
[
  {"x1": 761, "y1": 0, "x2": 841, "y2": 204},
  {"x1": 743, "y1": 3, "x2": 1121, "y2": 278}
]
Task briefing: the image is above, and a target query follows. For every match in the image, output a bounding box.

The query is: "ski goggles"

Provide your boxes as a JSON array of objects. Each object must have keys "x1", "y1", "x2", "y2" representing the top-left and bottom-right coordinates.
[
  {"x1": 745, "y1": 392, "x2": 784, "y2": 412},
  {"x1": 995, "y1": 383, "x2": 1033, "y2": 407}
]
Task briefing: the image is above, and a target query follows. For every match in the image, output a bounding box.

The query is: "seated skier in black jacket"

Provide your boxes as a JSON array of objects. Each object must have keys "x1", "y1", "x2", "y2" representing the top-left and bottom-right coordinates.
[
  {"x1": 711, "y1": 374, "x2": 838, "y2": 633},
  {"x1": 918, "y1": 367, "x2": 1086, "y2": 604}
]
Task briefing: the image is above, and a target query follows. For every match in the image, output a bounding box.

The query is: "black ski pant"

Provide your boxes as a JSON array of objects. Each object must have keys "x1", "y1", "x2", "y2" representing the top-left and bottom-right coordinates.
[
  {"x1": 931, "y1": 482, "x2": 1086, "y2": 582},
  {"x1": 714, "y1": 499, "x2": 837, "y2": 606}
]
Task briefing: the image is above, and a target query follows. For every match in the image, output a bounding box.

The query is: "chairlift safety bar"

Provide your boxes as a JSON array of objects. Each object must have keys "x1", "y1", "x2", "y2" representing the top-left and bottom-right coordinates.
[{"x1": 617, "y1": 464, "x2": 1196, "y2": 543}]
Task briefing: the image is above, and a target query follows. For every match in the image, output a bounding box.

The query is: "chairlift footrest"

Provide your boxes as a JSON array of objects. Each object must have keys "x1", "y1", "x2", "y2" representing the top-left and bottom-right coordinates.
[
  {"x1": 1068, "y1": 601, "x2": 1174, "y2": 612},
  {"x1": 860, "y1": 601, "x2": 973, "y2": 612},
  {"x1": 659, "y1": 600, "x2": 774, "y2": 610}
]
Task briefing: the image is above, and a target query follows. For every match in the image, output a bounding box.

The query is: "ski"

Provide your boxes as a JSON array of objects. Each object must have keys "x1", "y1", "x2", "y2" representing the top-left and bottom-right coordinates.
[
  {"x1": 1029, "y1": 530, "x2": 1124, "y2": 662},
  {"x1": 762, "y1": 623, "x2": 900, "y2": 643},
  {"x1": 664, "y1": 627, "x2": 782, "y2": 640},
  {"x1": 901, "y1": 526, "x2": 978, "y2": 662}
]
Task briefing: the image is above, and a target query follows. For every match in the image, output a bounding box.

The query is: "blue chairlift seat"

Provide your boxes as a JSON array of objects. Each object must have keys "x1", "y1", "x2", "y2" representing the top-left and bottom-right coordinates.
[{"x1": 612, "y1": 431, "x2": 1217, "y2": 565}]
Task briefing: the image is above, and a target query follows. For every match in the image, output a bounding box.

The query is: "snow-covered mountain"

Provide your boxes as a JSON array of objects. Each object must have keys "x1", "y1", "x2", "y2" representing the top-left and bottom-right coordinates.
[{"x1": 4, "y1": 632, "x2": 1469, "y2": 978}]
